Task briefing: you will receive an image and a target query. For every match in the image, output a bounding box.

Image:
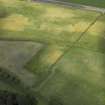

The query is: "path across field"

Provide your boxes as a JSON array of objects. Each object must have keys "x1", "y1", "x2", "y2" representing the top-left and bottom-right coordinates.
[{"x1": 34, "y1": 0, "x2": 105, "y2": 13}]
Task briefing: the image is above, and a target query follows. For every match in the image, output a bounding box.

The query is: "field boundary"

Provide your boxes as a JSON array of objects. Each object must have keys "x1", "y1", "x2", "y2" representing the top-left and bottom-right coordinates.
[{"x1": 0, "y1": 37, "x2": 48, "y2": 46}]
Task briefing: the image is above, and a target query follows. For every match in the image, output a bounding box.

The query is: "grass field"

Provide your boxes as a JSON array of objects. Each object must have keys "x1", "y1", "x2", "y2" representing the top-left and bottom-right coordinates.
[
  {"x1": 0, "y1": 0, "x2": 105, "y2": 105},
  {"x1": 39, "y1": 47, "x2": 105, "y2": 105},
  {"x1": 0, "y1": 0, "x2": 100, "y2": 75},
  {"x1": 59, "y1": 0, "x2": 105, "y2": 8}
]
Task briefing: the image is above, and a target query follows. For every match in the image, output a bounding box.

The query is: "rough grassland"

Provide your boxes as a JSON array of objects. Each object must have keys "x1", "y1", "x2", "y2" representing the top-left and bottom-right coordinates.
[
  {"x1": 0, "y1": 0, "x2": 100, "y2": 77},
  {"x1": 1, "y1": 0, "x2": 105, "y2": 105}
]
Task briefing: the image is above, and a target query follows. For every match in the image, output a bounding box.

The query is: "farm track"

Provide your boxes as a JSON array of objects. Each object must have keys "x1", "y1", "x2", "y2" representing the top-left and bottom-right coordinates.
[
  {"x1": 36, "y1": 13, "x2": 103, "y2": 91},
  {"x1": 34, "y1": 0, "x2": 105, "y2": 13}
]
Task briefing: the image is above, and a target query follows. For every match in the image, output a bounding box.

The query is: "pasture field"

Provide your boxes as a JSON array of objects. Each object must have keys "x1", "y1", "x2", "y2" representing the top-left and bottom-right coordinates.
[
  {"x1": 0, "y1": 0, "x2": 100, "y2": 76},
  {"x1": 59, "y1": 0, "x2": 105, "y2": 8},
  {"x1": 0, "y1": 0, "x2": 105, "y2": 105},
  {"x1": 39, "y1": 47, "x2": 105, "y2": 105}
]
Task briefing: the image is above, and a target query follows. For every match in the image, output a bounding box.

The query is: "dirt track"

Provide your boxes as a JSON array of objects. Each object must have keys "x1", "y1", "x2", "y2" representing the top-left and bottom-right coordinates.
[{"x1": 34, "y1": 0, "x2": 105, "y2": 13}]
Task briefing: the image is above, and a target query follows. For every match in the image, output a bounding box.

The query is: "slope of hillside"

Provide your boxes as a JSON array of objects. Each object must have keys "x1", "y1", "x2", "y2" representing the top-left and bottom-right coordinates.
[{"x1": 0, "y1": 0, "x2": 105, "y2": 105}]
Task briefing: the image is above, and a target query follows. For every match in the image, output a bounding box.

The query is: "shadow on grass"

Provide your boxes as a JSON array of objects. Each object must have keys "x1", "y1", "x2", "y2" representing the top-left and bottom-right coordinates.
[
  {"x1": 99, "y1": 30, "x2": 105, "y2": 89},
  {"x1": 99, "y1": 30, "x2": 105, "y2": 53},
  {"x1": 0, "y1": 3, "x2": 9, "y2": 18},
  {"x1": 0, "y1": 3, "x2": 10, "y2": 36},
  {"x1": 0, "y1": 89, "x2": 38, "y2": 105},
  {"x1": 48, "y1": 96, "x2": 63, "y2": 105},
  {"x1": 0, "y1": 67, "x2": 38, "y2": 105}
]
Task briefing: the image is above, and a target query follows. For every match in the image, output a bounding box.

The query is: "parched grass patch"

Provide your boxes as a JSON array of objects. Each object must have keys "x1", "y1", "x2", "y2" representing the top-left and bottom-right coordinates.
[
  {"x1": 66, "y1": 21, "x2": 90, "y2": 33},
  {"x1": 44, "y1": 49, "x2": 62, "y2": 64},
  {"x1": 40, "y1": 46, "x2": 63, "y2": 65},
  {"x1": 0, "y1": 0, "x2": 21, "y2": 7},
  {"x1": 43, "y1": 7, "x2": 75, "y2": 19},
  {"x1": 39, "y1": 47, "x2": 105, "y2": 105},
  {"x1": 88, "y1": 21, "x2": 105, "y2": 36},
  {"x1": 0, "y1": 0, "x2": 17, "y2": 4},
  {"x1": 1, "y1": 14, "x2": 32, "y2": 31},
  {"x1": 39, "y1": 21, "x2": 90, "y2": 33}
]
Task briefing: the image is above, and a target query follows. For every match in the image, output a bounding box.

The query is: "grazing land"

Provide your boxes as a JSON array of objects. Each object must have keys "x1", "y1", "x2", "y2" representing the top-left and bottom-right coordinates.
[
  {"x1": 0, "y1": 0, "x2": 105, "y2": 105},
  {"x1": 39, "y1": 47, "x2": 105, "y2": 105},
  {"x1": 0, "y1": 0, "x2": 100, "y2": 75}
]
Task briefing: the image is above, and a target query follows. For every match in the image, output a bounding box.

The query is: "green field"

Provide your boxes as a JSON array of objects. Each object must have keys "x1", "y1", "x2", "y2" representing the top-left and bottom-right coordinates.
[
  {"x1": 60, "y1": 0, "x2": 105, "y2": 8},
  {"x1": 0, "y1": 0, "x2": 100, "y2": 75},
  {"x1": 39, "y1": 47, "x2": 105, "y2": 105},
  {"x1": 0, "y1": 0, "x2": 105, "y2": 105}
]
